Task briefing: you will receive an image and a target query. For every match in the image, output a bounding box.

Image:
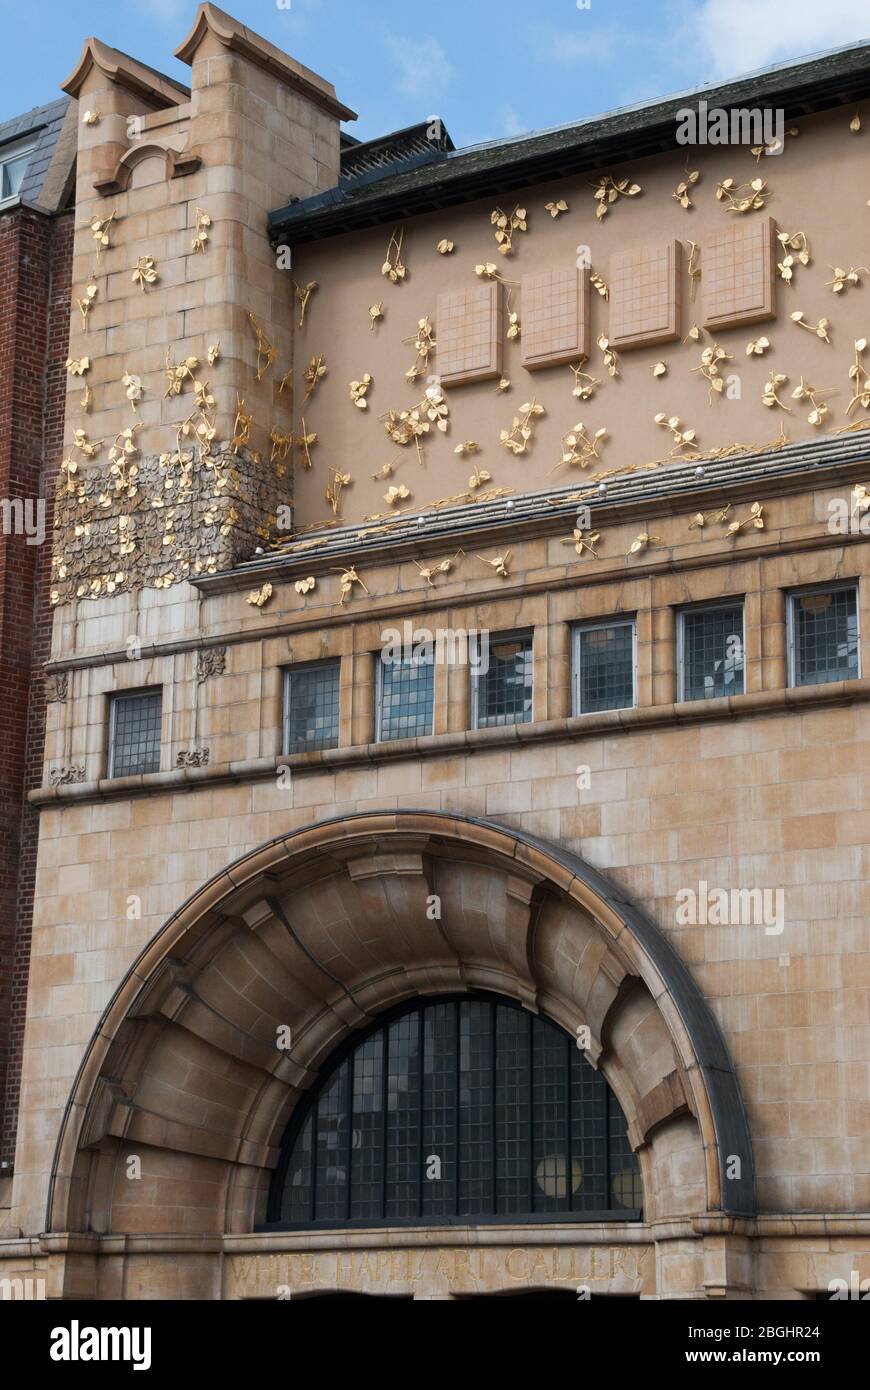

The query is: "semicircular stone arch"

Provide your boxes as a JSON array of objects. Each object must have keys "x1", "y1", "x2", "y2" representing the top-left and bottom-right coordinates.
[{"x1": 47, "y1": 810, "x2": 754, "y2": 1245}]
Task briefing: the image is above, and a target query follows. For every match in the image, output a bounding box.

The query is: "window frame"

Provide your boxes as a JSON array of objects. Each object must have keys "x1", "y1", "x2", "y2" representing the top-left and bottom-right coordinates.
[
  {"x1": 0, "y1": 136, "x2": 37, "y2": 208},
  {"x1": 282, "y1": 658, "x2": 341, "y2": 755},
  {"x1": 470, "y1": 628, "x2": 534, "y2": 731},
  {"x1": 677, "y1": 598, "x2": 745, "y2": 704},
  {"x1": 375, "y1": 647, "x2": 435, "y2": 743},
  {"x1": 261, "y1": 991, "x2": 643, "y2": 1232},
  {"x1": 786, "y1": 581, "x2": 861, "y2": 689},
  {"x1": 571, "y1": 617, "x2": 637, "y2": 717},
  {"x1": 107, "y1": 687, "x2": 163, "y2": 779}
]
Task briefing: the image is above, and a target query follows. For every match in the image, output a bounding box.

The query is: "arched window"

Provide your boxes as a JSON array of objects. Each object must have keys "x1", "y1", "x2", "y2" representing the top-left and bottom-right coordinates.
[{"x1": 266, "y1": 995, "x2": 642, "y2": 1228}]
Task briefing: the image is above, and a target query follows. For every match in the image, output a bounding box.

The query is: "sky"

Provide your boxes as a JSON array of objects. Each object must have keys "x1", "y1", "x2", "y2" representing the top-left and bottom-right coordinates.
[{"x1": 3, "y1": 0, "x2": 870, "y2": 146}]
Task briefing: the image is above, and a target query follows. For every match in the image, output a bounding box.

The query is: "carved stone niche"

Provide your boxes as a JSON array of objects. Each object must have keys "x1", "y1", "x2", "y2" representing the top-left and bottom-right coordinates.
[
  {"x1": 195, "y1": 647, "x2": 227, "y2": 683},
  {"x1": 44, "y1": 671, "x2": 69, "y2": 703}
]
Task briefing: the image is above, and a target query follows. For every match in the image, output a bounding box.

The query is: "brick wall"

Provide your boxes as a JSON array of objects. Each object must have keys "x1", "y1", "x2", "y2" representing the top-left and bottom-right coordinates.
[{"x1": 0, "y1": 207, "x2": 73, "y2": 1161}]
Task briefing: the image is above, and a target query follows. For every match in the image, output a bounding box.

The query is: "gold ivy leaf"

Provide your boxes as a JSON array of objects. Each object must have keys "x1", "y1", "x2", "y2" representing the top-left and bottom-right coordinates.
[
  {"x1": 653, "y1": 361, "x2": 667, "y2": 377},
  {"x1": 468, "y1": 466, "x2": 491, "y2": 489},
  {"x1": 294, "y1": 577, "x2": 316, "y2": 595},
  {"x1": 246, "y1": 583, "x2": 273, "y2": 608},
  {"x1": 476, "y1": 550, "x2": 512, "y2": 578},
  {"x1": 131, "y1": 255, "x2": 158, "y2": 290},
  {"x1": 507, "y1": 310, "x2": 521, "y2": 340},
  {"x1": 673, "y1": 170, "x2": 700, "y2": 209},
  {"x1": 791, "y1": 310, "x2": 832, "y2": 343},
  {"x1": 369, "y1": 302, "x2": 384, "y2": 330},
  {"x1": 850, "y1": 111, "x2": 862, "y2": 133},
  {"x1": 762, "y1": 373, "x2": 791, "y2": 411},
  {"x1": 544, "y1": 199, "x2": 569, "y2": 218},
  {"x1": 207, "y1": 341, "x2": 221, "y2": 366},
  {"x1": 350, "y1": 373, "x2": 372, "y2": 408},
  {"x1": 82, "y1": 109, "x2": 101, "y2": 126},
  {"x1": 437, "y1": 238, "x2": 455, "y2": 254},
  {"x1": 66, "y1": 356, "x2": 90, "y2": 376},
  {"x1": 191, "y1": 207, "x2": 211, "y2": 254},
  {"x1": 626, "y1": 532, "x2": 661, "y2": 558},
  {"x1": 746, "y1": 336, "x2": 770, "y2": 356},
  {"x1": 454, "y1": 441, "x2": 479, "y2": 456},
  {"x1": 384, "y1": 484, "x2": 410, "y2": 505},
  {"x1": 382, "y1": 226, "x2": 407, "y2": 282}
]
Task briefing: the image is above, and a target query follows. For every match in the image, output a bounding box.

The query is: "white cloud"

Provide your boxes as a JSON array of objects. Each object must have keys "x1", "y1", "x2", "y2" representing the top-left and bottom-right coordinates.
[
  {"x1": 530, "y1": 22, "x2": 617, "y2": 67},
  {"x1": 500, "y1": 105, "x2": 525, "y2": 137},
  {"x1": 692, "y1": 0, "x2": 870, "y2": 77},
  {"x1": 385, "y1": 35, "x2": 454, "y2": 99}
]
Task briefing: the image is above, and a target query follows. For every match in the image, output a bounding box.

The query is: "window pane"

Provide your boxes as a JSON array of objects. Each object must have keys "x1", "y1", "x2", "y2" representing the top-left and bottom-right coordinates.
[
  {"x1": 608, "y1": 1091, "x2": 643, "y2": 1211},
  {"x1": 577, "y1": 623, "x2": 634, "y2": 713},
  {"x1": 532, "y1": 1016, "x2": 571, "y2": 1214},
  {"x1": 350, "y1": 1033, "x2": 384, "y2": 1220},
  {"x1": 682, "y1": 605, "x2": 744, "y2": 701},
  {"x1": 495, "y1": 1004, "x2": 531, "y2": 1214},
  {"x1": 314, "y1": 1060, "x2": 349, "y2": 1222},
  {"x1": 285, "y1": 662, "x2": 339, "y2": 752},
  {"x1": 458, "y1": 1001, "x2": 493, "y2": 1215},
  {"x1": 422, "y1": 1002, "x2": 457, "y2": 1219},
  {"x1": 1, "y1": 152, "x2": 30, "y2": 199},
  {"x1": 570, "y1": 1046, "x2": 608, "y2": 1212},
  {"x1": 282, "y1": 1112, "x2": 313, "y2": 1224},
  {"x1": 793, "y1": 588, "x2": 859, "y2": 687},
  {"x1": 475, "y1": 635, "x2": 533, "y2": 729},
  {"x1": 385, "y1": 1013, "x2": 420, "y2": 1219},
  {"x1": 378, "y1": 652, "x2": 434, "y2": 740},
  {"x1": 110, "y1": 691, "x2": 161, "y2": 777}
]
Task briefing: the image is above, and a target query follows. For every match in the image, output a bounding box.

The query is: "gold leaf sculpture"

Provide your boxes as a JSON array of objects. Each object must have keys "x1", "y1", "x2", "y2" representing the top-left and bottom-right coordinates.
[
  {"x1": 693, "y1": 342, "x2": 733, "y2": 401},
  {"x1": 776, "y1": 230, "x2": 810, "y2": 285},
  {"x1": 726, "y1": 502, "x2": 764, "y2": 536},
  {"x1": 570, "y1": 362, "x2": 600, "y2": 398},
  {"x1": 673, "y1": 170, "x2": 700, "y2": 209},
  {"x1": 746, "y1": 336, "x2": 770, "y2": 356},
  {"x1": 626, "y1": 532, "x2": 661, "y2": 558},
  {"x1": 558, "y1": 423, "x2": 607, "y2": 469},
  {"x1": 654, "y1": 413, "x2": 698, "y2": 451},
  {"x1": 131, "y1": 255, "x2": 158, "y2": 290},
  {"x1": 66, "y1": 356, "x2": 90, "y2": 376},
  {"x1": 762, "y1": 373, "x2": 791, "y2": 411},
  {"x1": 791, "y1": 310, "x2": 831, "y2": 343},
  {"x1": 850, "y1": 110, "x2": 862, "y2": 133},
  {"x1": 715, "y1": 177, "x2": 767, "y2": 213},
  {"x1": 495, "y1": 376, "x2": 511, "y2": 393},
  {"x1": 270, "y1": 429, "x2": 293, "y2": 464},
  {"x1": 653, "y1": 361, "x2": 668, "y2": 378},
  {"x1": 454, "y1": 441, "x2": 479, "y2": 457},
  {"x1": 121, "y1": 369, "x2": 143, "y2": 410},
  {"x1": 593, "y1": 175, "x2": 641, "y2": 220},
  {"x1": 468, "y1": 465, "x2": 491, "y2": 489},
  {"x1": 76, "y1": 279, "x2": 98, "y2": 329},
  {"x1": 792, "y1": 377, "x2": 836, "y2": 426},
  {"x1": 500, "y1": 399, "x2": 545, "y2": 455},
  {"x1": 208, "y1": 341, "x2": 221, "y2": 366},
  {"x1": 436, "y1": 238, "x2": 455, "y2": 254},
  {"x1": 232, "y1": 394, "x2": 252, "y2": 453},
  {"x1": 164, "y1": 351, "x2": 199, "y2": 397},
  {"x1": 371, "y1": 457, "x2": 401, "y2": 480},
  {"x1": 333, "y1": 565, "x2": 369, "y2": 606},
  {"x1": 295, "y1": 421, "x2": 318, "y2": 469},
  {"x1": 382, "y1": 226, "x2": 407, "y2": 282},
  {"x1": 295, "y1": 577, "x2": 316, "y2": 595},
  {"x1": 687, "y1": 241, "x2": 701, "y2": 301},
  {"x1": 491, "y1": 205, "x2": 527, "y2": 255},
  {"x1": 82, "y1": 109, "x2": 101, "y2": 126},
  {"x1": 73, "y1": 428, "x2": 101, "y2": 458},
  {"x1": 683, "y1": 324, "x2": 702, "y2": 343},
  {"x1": 404, "y1": 315, "x2": 436, "y2": 381},
  {"x1": 545, "y1": 199, "x2": 569, "y2": 218},
  {"x1": 847, "y1": 338, "x2": 870, "y2": 414},
  {"x1": 597, "y1": 334, "x2": 620, "y2": 378},
  {"x1": 384, "y1": 484, "x2": 410, "y2": 506},
  {"x1": 590, "y1": 272, "x2": 609, "y2": 300},
  {"x1": 507, "y1": 309, "x2": 521, "y2": 340},
  {"x1": 826, "y1": 264, "x2": 869, "y2": 293},
  {"x1": 414, "y1": 550, "x2": 463, "y2": 586},
  {"x1": 303, "y1": 354, "x2": 327, "y2": 401},
  {"x1": 476, "y1": 550, "x2": 512, "y2": 578},
  {"x1": 383, "y1": 385, "x2": 449, "y2": 463},
  {"x1": 561, "y1": 526, "x2": 601, "y2": 558},
  {"x1": 80, "y1": 384, "x2": 92, "y2": 413},
  {"x1": 347, "y1": 372, "x2": 369, "y2": 408},
  {"x1": 293, "y1": 280, "x2": 318, "y2": 328},
  {"x1": 246, "y1": 582, "x2": 273, "y2": 608},
  {"x1": 325, "y1": 468, "x2": 352, "y2": 516},
  {"x1": 688, "y1": 504, "x2": 732, "y2": 530},
  {"x1": 248, "y1": 312, "x2": 277, "y2": 381},
  {"x1": 108, "y1": 423, "x2": 142, "y2": 465},
  {"x1": 369, "y1": 302, "x2": 384, "y2": 330},
  {"x1": 191, "y1": 207, "x2": 211, "y2": 254},
  {"x1": 90, "y1": 212, "x2": 117, "y2": 261}
]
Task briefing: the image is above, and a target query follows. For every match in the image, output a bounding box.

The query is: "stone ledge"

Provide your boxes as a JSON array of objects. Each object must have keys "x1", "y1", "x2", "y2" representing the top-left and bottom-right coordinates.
[{"x1": 29, "y1": 677, "x2": 870, "y2": 807}]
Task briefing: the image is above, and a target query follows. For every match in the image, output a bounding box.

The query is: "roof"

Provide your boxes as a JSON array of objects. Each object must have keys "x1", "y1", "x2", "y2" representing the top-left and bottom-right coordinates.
[
  {"x1": 195, "y1": 428, "x2": 870, "y2": 594},
  {"x1": 269, "y1": 38, "x2": 870, "y2": 244},
  {"x1": 0, "y1": 97, "x2": 72, "y2": 212}
]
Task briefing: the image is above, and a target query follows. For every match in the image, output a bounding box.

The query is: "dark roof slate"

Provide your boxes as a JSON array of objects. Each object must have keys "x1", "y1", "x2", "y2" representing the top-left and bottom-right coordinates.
[{"x1": 0, "y1": 97, "x2": 71, "y2": 209}]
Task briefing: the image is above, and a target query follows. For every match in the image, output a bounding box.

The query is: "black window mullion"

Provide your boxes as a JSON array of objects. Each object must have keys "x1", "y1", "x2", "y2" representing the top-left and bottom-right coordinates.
[
  {"x1": 565, "y1": 1033, "x2": 573, "y2": 1210},
  {"x1": 380, "y1": 1025, "x2": 389, "y2": 1220},
  {"x1": 417, "y1": 1006, "x2": 424, "y2": 1219},
  {"x1": 528, "y1": 1009, "x2": 535, "y2": 1212},
  {"x1": 491, "y1": 1003, "x2": 497, "y2": 1214},
  {"x1": 345, "y1": 1051, "x2": 353, "y2": 1222},
  {"x1": 310, "y1": 1095, "x2": 318, "y2": 1223},
  {"x1": 453, "y1": 1001, "x2": 460, "y2": 1217}
]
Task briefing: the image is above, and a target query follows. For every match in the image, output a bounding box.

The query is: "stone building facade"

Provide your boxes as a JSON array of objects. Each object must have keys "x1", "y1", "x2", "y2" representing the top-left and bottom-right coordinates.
[{"x1": 0, "y1": 4, "x2": 869, "y2": 1300}]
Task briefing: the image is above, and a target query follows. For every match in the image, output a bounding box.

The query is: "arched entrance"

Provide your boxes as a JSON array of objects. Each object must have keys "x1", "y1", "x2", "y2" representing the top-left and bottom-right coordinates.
[{"x1": 46, "y1": 810, "x2": 754, "y2": 1299}]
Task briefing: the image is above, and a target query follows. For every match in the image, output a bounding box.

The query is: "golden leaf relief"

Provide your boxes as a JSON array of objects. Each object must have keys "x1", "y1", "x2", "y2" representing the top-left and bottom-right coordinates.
[
  {"x1": 826, "y1": 264, "x2": 869, "y2": 294},
  {"x1": 654, "y1": 413, "x2": 698, "y2": 452},
  {"x1": 626, "y1": 532, "x2": 661, "y2": 558},
  {"x1": 597, "y1": 334, "x2": 620, "y2": 378},
  {"x1": 191, "y1": 208, "x2": 211, "y2": 254},
  {"x1": 295, "y1": 577, "x2": 316, "y2": 595},
  {"x1": 790, "y1": 311, "x2": 831, "y2": 343},
  {"x1": 673, "y1": 170, "x2": 700, "y2": 209},
  {"x1": 593, "y1": 175, "x2": 641, "y2": 220},
  {"x1": 746, "y1": 336, "x2": 770, "y2": 356},
  {"x1": 248, "y1": 312, "x2": 278, "y2": 381},
  {"x1": 715, "y1": 177, "x2": 767, "y2": 214},
  {"x1": 545, "y1": 199, "x2": 569, "y2": 218},
  {"x1": 382, "y1": 226, "x2": 407, "y2": 282},
  {"x1": 436, "y1": 238, "x2": 455, "y2": 254},
  {"x1": 476, "y1": 550, "x2": 512, "y2": 578},
  {"x1": 131, "y1": 255, "x2": 158, "y2": 290},
  {"x1": 293, "y1": 280, "x2": 318, "y2": 328},
  {"x1": 303, "y1": 354, "x2": 327, "y2": 402},
  {"x1": 500, "y1": 399, "x2": 545, "y2": 455},
  {"x1": 246, "y1": 583, "x2": 273, "y2": 608},
  {"x1": 491, "y1": 205, "x2": 527, "y2": 255},
  {"x1": 332, "y1": 565, "x2": 369, "y2": 605},
  {"x1": 557, "y1": 423, "x2": 607, "y2": 469},
  {"x1": 570, "y1": 361, "x2": 600, "y2": 399}
]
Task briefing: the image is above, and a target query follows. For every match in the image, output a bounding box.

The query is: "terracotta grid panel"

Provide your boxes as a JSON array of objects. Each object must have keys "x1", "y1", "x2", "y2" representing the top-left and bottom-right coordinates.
[
  {"x1": 520, "y1": 267, "x2": 590, "y2": 370},
  {"x1": 703, "y1": 217, "x2": 777, "y2": 330},
  {"x1": 436, "y1": 282, "x2": 503, "y2": 386},
  {"x1": 608, "y1": 241, "x2": 682, "y2": 349}
]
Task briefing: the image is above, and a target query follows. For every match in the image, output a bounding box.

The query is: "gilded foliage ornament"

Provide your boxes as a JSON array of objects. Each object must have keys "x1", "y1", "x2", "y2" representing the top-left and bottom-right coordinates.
[
  {"x1": 673, "y1": 170, "x2": 700, "y2": 209},
  {"x1": 590, "y1": 272, "x2": 609, "y2": 300},
  {"x1": 414, "y1": 550, "x2": 463, "y2": 587},
  {"x1": 295, "y1": 420, "x2": 318, "y2": 470},
  {"x1": 191, "y1": 207, "x2": 211, "y2": 253},
  {"x1": 693, "y1": 342, "x2": 733, "y2": 402},
  {"x1": 303, "y1": 354, "x2": 327, "y2": 401},
  {"x1": 232, "y1": 394, "x2": 252, "y2": 453},
  {"x1": 560, "y1": 526, "x2": 601, "y2": 558},
  {"x1": 826, "y1": 264, "x2": 869, "y2": 294},
  {"x1": 66, "y1": 356, "x2": 90, "y2": 376},
  {"x1": 746, "y1": 336, "x2": 770, "y2": 356},
  {"x1": 847, "y1": 338, "x2": 870, "y2": 414},
  {"x1": 597, "y1": 333, "x2": 620, "y2": 378},
  {"x1": 248, "y1": 312, "x2": 277, "y2": 381},
  {"x1": 776, "y1": 230, "x2": 810, "y2": 286},
  {"x1": 404, "y1": 316, "x2": 436, "y2": 381},
  {"x1": 246, "y1": 582, "x2": 273, "y2": 608},
  {"x1": 436, "y1": 238, "x2": 455, "y2": 254},
  {"x1": 90, "y1": 211, "x2": 117, "y2": 261},
  {"x1": 491, "y1": 205, "x2": 527, "y2": 255},
  {"x1": 593, "y1": 175, "x2": 641, "y2": 220},
  {"x1": 295, "y1": 577, "x2": 316, "y2": 595},
  {"x1": 369, "y1": 302, "x2": 384, "y2": 330},
  {"x1": 325, "y1": 468, "x2": 352, "y2": 516},
  {"x1": 790, "y1": 310, "x2": 832, "y2": 343},
  {"x1": 382, "y1": 227, "x2": 407, "y2": 282},
  {"x1": 476, "y1": 550, "x2": 512, "y2": 578},
  {"x1": 792, "y1": 377, "x2": 836, "y2": 426},
  {"x1": 164, "y1": 351, "x2": 199, "y2": 397},
  {"x1": 293, "y1": 280, "x2": 318, "y2": 328},
  {"x1": 654, "y1": 413, "x2": 698, "y2": 451},
  {"x1": 76, "y1": 279, "x2": 98, "y2": 329},
  {"x1": 725, "y1": 502, "x2": 764, "y2": 536},
  {"x1": 762, "y1": 373, "x2": 791, "y2": 411},
  {"x1": 500, "y1": 399, "x2": 545, "y2": 455},
  {"x1": 333, "y1": 565, "x2": 369, "y2": 605},
  {"x1": 626, "y1": 531, "x2": 661, "y2": 558},
  {"x1": 570, "y1": 362, "x2": 600, "y2": 399},
  {"x1": 545, "y1": 199, "x2": 569, "y2": 218},
  {"x1": 715, "y1": 177, "x2": 767, "y2": 213},
  {"x1": 557, "y1": 422, "x2": 607, "y2": 469},
  {"x1": 131, "y1": 255, "x2": 158, "y2": 290}
]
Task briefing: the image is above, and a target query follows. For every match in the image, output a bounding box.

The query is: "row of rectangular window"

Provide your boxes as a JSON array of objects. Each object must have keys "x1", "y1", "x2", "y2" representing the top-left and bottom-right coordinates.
[{"x1": 105, "y1": 585, "x2": 860, "y2": 774}]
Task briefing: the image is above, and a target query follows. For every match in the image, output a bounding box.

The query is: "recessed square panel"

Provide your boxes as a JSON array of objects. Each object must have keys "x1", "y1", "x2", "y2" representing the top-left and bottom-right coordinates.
[
  {"x1": 609, "y1": 240, "x2": 682, "y2": 350},
  {"x1": 435, "y1": 282, "x2": 503, "y2": 386},
  {"x1": 703, "y1": 217, "x2": 777, "y2": 330},
  {"x1": 520, "y1": 267, "x2": 590, "y2": 370}
]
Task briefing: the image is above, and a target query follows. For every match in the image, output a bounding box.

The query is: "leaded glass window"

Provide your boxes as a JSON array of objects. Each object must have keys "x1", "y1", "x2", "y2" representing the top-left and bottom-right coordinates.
[
  {"x1": 377, "y1": 649, "x2": 435, "y2": 741},
  {"x1": 472, "y1": 633, "x2": 533, "y2": 729},
  {"x1": 679, "y1": 602, "x2": 744, "y2": 701},
  {"x1": 108, "y1": 690, "x2": 162, "y2": 778},
  {"x1": 573, "y1": 621, "x2": 635, "y2": 714},
  {"x1": 267, "y1": 995, "x2": 642, "y2": 1228},
  {"x1": 283, "y1": 661, "x2": 340, "y2": 753},
  {"x1": 789, "y1": 585, "x2": 859, "y2": 687}
]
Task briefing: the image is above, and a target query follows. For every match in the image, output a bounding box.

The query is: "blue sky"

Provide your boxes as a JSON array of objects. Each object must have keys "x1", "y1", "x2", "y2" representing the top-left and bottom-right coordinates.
[{"x1": 4, "y1": 0, "x2": 870, "y2": 146}]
